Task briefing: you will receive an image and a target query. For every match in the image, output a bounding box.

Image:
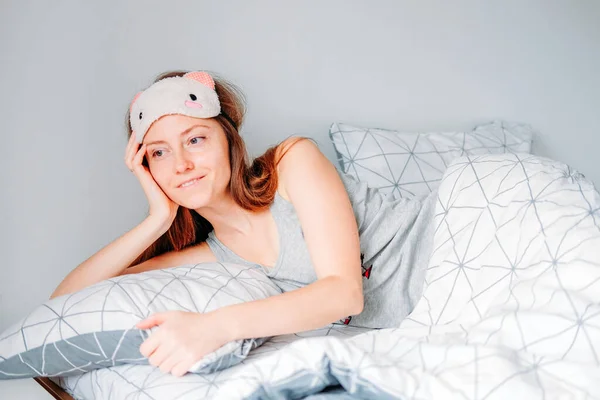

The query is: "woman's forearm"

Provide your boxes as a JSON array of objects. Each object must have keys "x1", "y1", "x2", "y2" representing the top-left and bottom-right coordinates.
[
  {"x1": 49, "y1": 217, "x2": 169, "y2": 299},
  {"x1": 218, "y1": 276, "x2": 364, "y2": 341}
]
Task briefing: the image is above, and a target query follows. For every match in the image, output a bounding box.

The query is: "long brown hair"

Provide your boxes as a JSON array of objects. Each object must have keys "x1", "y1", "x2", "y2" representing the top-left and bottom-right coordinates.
[{"x1": 125, "y1": 70, "x2": 310, "y2": 267}]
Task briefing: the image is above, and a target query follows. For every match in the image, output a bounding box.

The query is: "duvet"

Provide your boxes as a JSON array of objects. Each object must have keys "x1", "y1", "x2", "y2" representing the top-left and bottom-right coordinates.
[{"x1": 53, "y1": 153, "x2": 600, "y2": 399}]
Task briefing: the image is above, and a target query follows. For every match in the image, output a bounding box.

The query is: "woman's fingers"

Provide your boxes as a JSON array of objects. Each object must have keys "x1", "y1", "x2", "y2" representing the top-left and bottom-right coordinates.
[
  {"x1": 132, "y1": 145, "x2": 162, "y2": 197},
  {"x1": 124, "y1": 134, "x2": 137, "y2": 170},
  {"x1": 125, "y1": 134, "x2": 135, "y2": 157},
  {"x1": 171, "y1": 360, "x2": 189, "y2": 377},
  {"x1": 122, "y1": 134, "x2": 177, "y2": 225},
  {"x1": 148, "y1": 344, "x2": 170, "y2": 368},
  {"x1": 132, "y1": 144, "x2": 147, "y2": 171},
  {"x1": 126, "y1": 137, "x2": 145, "y2": 173},
  {"x1": 158, "y1": 352, "x2": 181, "y2": 375}
]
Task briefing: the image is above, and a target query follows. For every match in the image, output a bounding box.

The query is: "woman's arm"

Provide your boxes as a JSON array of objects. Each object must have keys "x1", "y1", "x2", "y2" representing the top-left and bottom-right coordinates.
[
  {"x1": 119, "y1": 241, "x2": 216, "y2": 276},
  {"x1": 221, "y1": 275, "x2": 362, "y2": 340},
  {"x1": 49, "y1": 217, "x2": 170, "y2": 299},
  {"x1": 218, "y1": 138, "x2": 364, "y2": 339}
]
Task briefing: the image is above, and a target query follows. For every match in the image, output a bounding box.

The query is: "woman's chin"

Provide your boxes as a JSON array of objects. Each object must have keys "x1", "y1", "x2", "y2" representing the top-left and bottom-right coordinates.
[{"x1": 179, "y1": 194, "x2": 211, "y2": 210}]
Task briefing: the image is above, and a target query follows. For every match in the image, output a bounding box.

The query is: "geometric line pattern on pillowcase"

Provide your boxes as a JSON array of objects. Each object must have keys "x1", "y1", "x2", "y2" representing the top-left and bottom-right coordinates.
[
  {"x1": 51, "y1": 324, "x2": 374, "y2": 399},
  {"x1": 329, "y1": 120, "x2": 534, "y2": 199},
  {"x1": 0, "y1": 262, "x2": 282, "y2": 379}
]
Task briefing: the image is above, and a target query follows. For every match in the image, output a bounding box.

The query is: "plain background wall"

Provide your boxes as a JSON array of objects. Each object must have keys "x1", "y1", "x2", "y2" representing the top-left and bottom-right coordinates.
[{"x1": 1, "y1": 1, "x2": 598, "y2": 397}]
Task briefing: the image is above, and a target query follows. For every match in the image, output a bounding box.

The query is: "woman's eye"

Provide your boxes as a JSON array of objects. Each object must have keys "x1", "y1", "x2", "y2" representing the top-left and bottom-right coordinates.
[
  {"x1": 151, "y1": 150, "x2": 163, "y2": 158},
  {"x1": 189, "y1": 136, "x2": 205, "y2": 145}
]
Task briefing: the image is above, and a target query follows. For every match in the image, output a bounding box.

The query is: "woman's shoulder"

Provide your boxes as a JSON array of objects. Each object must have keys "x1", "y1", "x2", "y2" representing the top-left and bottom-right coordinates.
[
  {"x1": 273, "y1": 136, "x2": 320, "y2": 203},
  {"x1": 273, "y1": 136, "x2": 365, "y2": 204}
]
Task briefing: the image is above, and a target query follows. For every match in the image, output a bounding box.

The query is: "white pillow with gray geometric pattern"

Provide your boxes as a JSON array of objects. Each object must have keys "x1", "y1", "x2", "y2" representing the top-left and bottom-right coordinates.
[
  {"x1": 0, "y1": 262, "x2": 282, "y2": 380},
  {"x1": 329, "y1": 120, "x2": 534, "y2": 199}
]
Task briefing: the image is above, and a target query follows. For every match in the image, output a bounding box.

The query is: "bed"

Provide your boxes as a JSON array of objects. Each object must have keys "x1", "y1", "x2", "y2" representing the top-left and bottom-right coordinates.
[
  {"x1": 4, "y1": 121, "x2": 599, "y2": 399},
  {"x1": 34, "y1": 377, "x2": 75, "y2": 400}
]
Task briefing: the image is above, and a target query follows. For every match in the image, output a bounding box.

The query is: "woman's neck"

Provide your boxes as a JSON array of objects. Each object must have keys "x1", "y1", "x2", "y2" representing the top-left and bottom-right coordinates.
[{"x1": 195, "y1": 194, "x2": 264, "y2": 239}]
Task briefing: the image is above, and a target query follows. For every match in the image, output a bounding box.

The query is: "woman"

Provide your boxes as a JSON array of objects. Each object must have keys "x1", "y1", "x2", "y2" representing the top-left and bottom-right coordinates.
[{"x1": 50, "y1": 70, "x2": 436, "y2": 377}]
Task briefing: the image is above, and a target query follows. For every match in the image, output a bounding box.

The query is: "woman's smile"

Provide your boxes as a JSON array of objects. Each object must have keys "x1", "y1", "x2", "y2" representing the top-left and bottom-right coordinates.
[{"x1": 178, "y1": 175, "x2": 205, "y2": 189}]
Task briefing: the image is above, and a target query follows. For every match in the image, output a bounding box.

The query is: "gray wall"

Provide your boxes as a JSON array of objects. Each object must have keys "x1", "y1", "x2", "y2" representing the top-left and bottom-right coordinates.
[{"x1": 1, "y1": 0, "x2": 599, "y2": 395}]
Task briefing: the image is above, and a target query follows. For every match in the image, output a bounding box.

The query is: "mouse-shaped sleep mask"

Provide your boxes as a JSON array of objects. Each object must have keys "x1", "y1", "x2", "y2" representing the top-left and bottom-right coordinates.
[{"x1": 129, "y1": 71, "x2": 222, "y2": 144}]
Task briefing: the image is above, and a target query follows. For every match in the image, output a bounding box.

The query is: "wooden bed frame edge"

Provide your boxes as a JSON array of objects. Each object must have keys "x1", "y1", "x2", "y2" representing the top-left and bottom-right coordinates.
[{"x1": 34, "y1": 377, "x2": 76, "y2": 400}]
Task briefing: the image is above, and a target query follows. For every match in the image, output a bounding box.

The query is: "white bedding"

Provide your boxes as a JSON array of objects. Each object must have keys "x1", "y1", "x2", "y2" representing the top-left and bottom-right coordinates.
[
  {"x1": 52, "y1": 324, "x2": 373, "y2": 399},
  {"x1": 54, "y1": 153, "x2": 600, "y2": 399}
]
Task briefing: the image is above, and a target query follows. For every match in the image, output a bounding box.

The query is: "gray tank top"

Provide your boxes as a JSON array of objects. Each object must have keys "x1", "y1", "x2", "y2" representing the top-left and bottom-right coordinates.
[{"x1": 206, "y1": 171, "x2": 437, "y2": 328}]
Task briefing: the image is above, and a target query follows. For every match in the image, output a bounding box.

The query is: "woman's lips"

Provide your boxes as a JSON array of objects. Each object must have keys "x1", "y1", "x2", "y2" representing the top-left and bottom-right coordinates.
[{"x1": 178, "y1": 176, "x2": 204, "y2": 189}]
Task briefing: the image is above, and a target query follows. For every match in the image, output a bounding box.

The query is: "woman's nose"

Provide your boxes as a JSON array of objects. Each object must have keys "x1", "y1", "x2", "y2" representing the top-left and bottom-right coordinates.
[{"x1": 174, "y1": 152, "x2": 194, "y2": 173}]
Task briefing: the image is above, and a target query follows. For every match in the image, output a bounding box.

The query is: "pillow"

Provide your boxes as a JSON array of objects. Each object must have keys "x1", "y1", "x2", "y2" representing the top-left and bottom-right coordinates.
[
  {"x1": 329, "y1": 120, "x2": 534, "y2": 199},
  {"x1": 0, "y1": 262, "x2": 282, "y2": 380}
]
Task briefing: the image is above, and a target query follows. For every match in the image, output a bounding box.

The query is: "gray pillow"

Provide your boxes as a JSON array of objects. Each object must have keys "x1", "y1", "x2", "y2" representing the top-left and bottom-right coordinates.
[{"x1": 0, "y1": 262, "x2": 282, "y2": 379}]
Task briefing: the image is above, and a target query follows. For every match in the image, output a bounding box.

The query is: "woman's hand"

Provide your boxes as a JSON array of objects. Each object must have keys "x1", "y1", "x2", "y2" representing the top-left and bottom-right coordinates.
[
  {"x1": 125, "y1": 134, "x2": 179, "y2": 228},
  {"x1": 136, "y1": 310, "x2": 234, "y2": 377}
]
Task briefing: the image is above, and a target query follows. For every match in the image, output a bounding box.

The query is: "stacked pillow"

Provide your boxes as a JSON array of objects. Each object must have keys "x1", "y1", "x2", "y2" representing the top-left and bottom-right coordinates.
[
  {"x1": 0, "y1": 262, "x2": 282, "y2": 379},
  {"x1": 329, "y1": 120, "x2": 533, "y2": 199}
]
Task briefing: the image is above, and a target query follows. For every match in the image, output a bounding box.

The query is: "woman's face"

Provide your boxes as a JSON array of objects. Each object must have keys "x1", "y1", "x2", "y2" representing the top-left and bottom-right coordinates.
[{"x1": 142, "y1": 114, "x2": 231, "y2": 209}]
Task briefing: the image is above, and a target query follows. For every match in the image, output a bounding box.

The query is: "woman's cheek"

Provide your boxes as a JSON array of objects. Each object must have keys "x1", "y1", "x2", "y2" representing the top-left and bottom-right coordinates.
[{"x1": 151, "y1": 170, "x2": 171, "y2": 192}]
